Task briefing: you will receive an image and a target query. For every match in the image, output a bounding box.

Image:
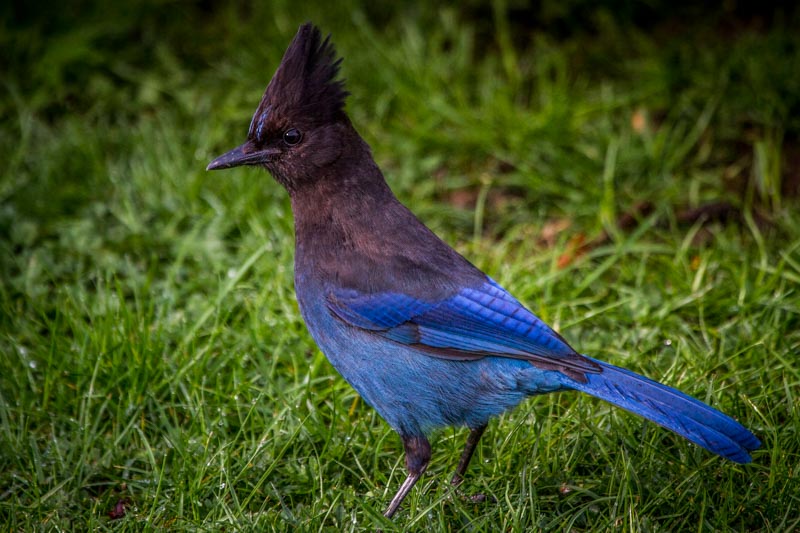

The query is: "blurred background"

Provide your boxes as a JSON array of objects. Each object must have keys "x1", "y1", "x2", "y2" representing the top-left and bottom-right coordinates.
[
  {"x1": 2, "y1": 1, "x2": 799, "y2": 530},
  {"x1": 4, "y1": 0, "x2": 799, "y2": 230}
]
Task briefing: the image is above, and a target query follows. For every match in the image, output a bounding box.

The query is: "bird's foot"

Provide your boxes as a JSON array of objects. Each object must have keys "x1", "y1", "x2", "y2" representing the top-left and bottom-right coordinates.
[
  {"x1": 461, "y1": 491, "x2": 497, "y2": 505},
  {"x1": 450, "y1": 477, "x2": 497, "y2": 505}
]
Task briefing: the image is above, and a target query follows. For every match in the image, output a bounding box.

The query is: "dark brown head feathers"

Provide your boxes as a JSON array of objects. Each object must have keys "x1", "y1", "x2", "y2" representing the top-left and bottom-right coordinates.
[{"x1": 248, "y1": 23, "x2": 349, "y2": 141}]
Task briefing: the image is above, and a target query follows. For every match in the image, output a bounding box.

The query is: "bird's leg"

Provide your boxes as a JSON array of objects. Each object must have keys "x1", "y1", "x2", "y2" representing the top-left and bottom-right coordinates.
[
  {"x1": 450, "y1": 424, "x2": 487, "y2": 486},
  {"x1": 383, "y1": 434, "x2": 431, "y2": 518}
]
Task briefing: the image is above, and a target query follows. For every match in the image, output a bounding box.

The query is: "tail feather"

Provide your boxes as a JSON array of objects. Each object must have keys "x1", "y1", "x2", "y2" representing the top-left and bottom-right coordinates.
[{"x1": 566, "y1": 356, "x2": 760, "y2": 463}]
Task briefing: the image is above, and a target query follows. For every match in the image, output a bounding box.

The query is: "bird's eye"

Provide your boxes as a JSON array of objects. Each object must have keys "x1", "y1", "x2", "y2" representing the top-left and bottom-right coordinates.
[{"x1": 283, "y1": 128, "x2": 302, "y2": 146}]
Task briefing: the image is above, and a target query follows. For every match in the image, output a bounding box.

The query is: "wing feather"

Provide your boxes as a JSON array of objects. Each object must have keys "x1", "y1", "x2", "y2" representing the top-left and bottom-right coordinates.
[{"x1": 327, "y1": 278, "x2": 601, "y2": 382}]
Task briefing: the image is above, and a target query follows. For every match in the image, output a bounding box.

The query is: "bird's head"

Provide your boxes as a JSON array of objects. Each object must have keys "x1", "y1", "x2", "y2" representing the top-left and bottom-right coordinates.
[{"x1": 207, "y1": 23, "x2": 352, "y2": 193}]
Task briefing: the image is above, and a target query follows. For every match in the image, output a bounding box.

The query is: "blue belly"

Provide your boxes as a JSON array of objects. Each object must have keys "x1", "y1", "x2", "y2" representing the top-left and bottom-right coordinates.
[{"x1": 295, "y1": 278, "x2": 566, "y2": 436}]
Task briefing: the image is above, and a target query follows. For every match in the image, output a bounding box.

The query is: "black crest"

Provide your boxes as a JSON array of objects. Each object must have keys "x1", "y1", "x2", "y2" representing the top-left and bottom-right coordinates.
[{"x1": 249, "y1": 23, "x2": 349, "y2": 140}]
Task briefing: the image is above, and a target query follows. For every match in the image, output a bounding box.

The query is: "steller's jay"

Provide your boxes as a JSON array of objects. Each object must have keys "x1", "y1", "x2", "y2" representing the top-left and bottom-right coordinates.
[{"x1": 207, "y1": 23, "x2": 760, "y2": 518}]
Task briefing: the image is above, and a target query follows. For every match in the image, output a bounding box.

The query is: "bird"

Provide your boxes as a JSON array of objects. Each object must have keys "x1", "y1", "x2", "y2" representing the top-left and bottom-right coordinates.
[{"x1": 207, "y1": 22, "x2": 760, "y2": 518}]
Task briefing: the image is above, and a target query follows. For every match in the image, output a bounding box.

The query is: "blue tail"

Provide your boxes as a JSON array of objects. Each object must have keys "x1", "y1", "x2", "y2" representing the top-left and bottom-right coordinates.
[{"x1": 565, "y1": 356, "x2": 760, "y2": 463}]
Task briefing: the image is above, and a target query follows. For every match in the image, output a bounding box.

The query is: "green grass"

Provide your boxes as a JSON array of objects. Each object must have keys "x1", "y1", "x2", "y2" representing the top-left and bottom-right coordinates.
[{"x1": 2, "y1": 2, "x2": 799, "y2": 530}]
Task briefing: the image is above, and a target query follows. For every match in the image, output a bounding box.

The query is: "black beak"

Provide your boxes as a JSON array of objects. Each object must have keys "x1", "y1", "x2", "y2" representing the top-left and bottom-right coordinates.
[
  {"x1": 207, "y1": 143, "x2": 248, "y2": 171},
  {"x1": 207, "y1": 142, "x2": 274, "y2": 171}
]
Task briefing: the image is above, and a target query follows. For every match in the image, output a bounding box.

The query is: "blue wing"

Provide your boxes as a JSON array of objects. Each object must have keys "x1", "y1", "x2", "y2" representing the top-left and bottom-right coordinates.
[{"x1": 326, "y1": 277, "x2": 601, "y2": 382}]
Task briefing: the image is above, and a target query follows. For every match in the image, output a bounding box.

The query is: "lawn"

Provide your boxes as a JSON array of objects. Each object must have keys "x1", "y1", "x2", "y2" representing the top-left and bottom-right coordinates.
[{"x1": 2, "y1": 1, "x2": 799, "y2": 530}]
